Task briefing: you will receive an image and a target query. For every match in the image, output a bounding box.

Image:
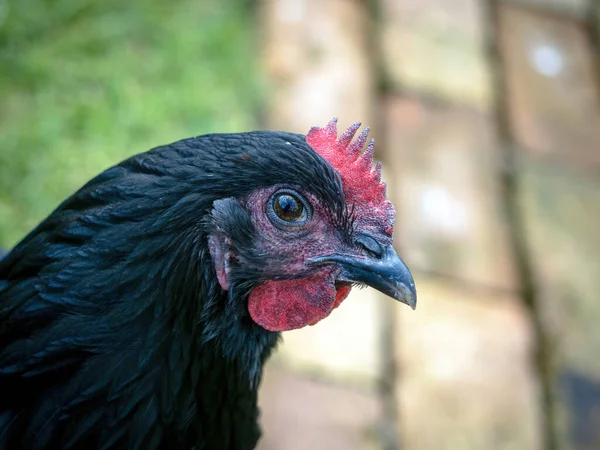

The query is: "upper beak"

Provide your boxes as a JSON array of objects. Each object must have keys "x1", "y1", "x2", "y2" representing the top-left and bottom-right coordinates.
[{"x1": 308, "y1": 244, "x2": 417, "y2": 310}]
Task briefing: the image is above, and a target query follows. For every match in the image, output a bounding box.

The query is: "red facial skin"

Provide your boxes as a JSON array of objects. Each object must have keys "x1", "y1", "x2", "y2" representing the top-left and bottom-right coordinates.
[
  {"x1": 234, "y1": 186, "x2": 354, "y2": 331},
  {"x1": 211, "y1": 120, "x2": 396, "y2": 332}
]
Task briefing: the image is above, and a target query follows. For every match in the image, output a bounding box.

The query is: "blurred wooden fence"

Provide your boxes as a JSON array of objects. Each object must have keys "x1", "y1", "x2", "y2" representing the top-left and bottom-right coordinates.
[{"x1": 258, "y1": 0, "x2": 600, "y2": 449}]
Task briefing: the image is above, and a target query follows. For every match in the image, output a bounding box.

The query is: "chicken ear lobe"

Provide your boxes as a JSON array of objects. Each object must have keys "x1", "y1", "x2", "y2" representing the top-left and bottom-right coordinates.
[
  {"x1": 206, "y1": 197, "x2": 253, "y2": 292},
  {"x1": 208, "y1": 233, "x2": 232, "y2": 291}
]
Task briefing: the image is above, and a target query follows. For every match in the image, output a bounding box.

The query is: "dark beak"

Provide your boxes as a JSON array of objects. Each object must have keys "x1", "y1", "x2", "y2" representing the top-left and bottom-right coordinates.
[{"x1": 308, "y1": 245, "x2": 417, "y2": 310}]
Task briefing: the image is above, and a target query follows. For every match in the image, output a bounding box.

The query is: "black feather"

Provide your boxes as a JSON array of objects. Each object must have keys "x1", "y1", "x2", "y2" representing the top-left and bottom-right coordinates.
[{"x1": 0, "y1": 131, "x2": 347, "y2": 449}]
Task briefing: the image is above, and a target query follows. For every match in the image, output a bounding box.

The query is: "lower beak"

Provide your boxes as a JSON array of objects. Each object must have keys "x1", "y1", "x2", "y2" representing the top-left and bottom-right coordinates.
[{"x1": 308, "y1": 245, "x2": 417, "y2": 309}]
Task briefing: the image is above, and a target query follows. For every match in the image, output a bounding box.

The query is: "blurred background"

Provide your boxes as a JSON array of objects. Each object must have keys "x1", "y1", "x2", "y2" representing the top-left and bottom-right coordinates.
[{"x1": 0, "y1": 0, "x2": 598, "y2": 449}]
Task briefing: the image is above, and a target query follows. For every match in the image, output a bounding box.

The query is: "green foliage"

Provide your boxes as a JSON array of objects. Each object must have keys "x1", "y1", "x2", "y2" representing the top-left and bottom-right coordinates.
[{"x1": 0, "y1": 0, "x2": 262, "y2": 247}]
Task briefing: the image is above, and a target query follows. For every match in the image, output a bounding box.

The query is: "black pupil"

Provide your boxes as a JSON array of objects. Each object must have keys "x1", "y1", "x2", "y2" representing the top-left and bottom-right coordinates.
[{"x1": 274, "y1": 194, "x2": 303, "y2": 221}]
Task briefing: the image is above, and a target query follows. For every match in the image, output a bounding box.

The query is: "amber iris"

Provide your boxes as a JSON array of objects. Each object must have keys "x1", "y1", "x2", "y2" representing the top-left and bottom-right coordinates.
[{"x1": 273, "y1": 193, "x2": 305, "y2": 222}]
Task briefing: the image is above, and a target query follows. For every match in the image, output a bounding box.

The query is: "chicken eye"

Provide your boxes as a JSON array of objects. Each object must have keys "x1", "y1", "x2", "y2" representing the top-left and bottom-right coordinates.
[{"x1": 268, "y1": 190, "x2": 310, "y2": 226}]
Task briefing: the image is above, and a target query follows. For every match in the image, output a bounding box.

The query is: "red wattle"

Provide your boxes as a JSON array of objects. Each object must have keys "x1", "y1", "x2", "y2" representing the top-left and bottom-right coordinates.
[{"x1": 248, "y1": 270, "x2": 351, "y2": 331}]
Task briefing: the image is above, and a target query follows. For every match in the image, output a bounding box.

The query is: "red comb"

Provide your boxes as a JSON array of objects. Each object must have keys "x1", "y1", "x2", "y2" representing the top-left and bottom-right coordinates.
[{"x1": 306, "y1": 118, "x2": 395, "y2": 236}]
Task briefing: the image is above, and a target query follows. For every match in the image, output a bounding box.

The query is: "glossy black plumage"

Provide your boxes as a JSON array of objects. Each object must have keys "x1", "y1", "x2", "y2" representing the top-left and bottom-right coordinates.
[{"x1": 0, "y1": 131, "x2": 346, "y2": 449}]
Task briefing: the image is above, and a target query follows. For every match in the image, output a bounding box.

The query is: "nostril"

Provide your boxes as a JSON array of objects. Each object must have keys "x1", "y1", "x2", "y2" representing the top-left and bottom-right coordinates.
[{"x1": 355, "y1": 234, "x2": 383, "y2": 259}]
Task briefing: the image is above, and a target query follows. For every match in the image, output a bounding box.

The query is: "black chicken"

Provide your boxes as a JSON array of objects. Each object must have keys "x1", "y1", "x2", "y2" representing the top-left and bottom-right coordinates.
[{"x1": 0, "y1": 119, "x2": 416, "y2": 449}]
